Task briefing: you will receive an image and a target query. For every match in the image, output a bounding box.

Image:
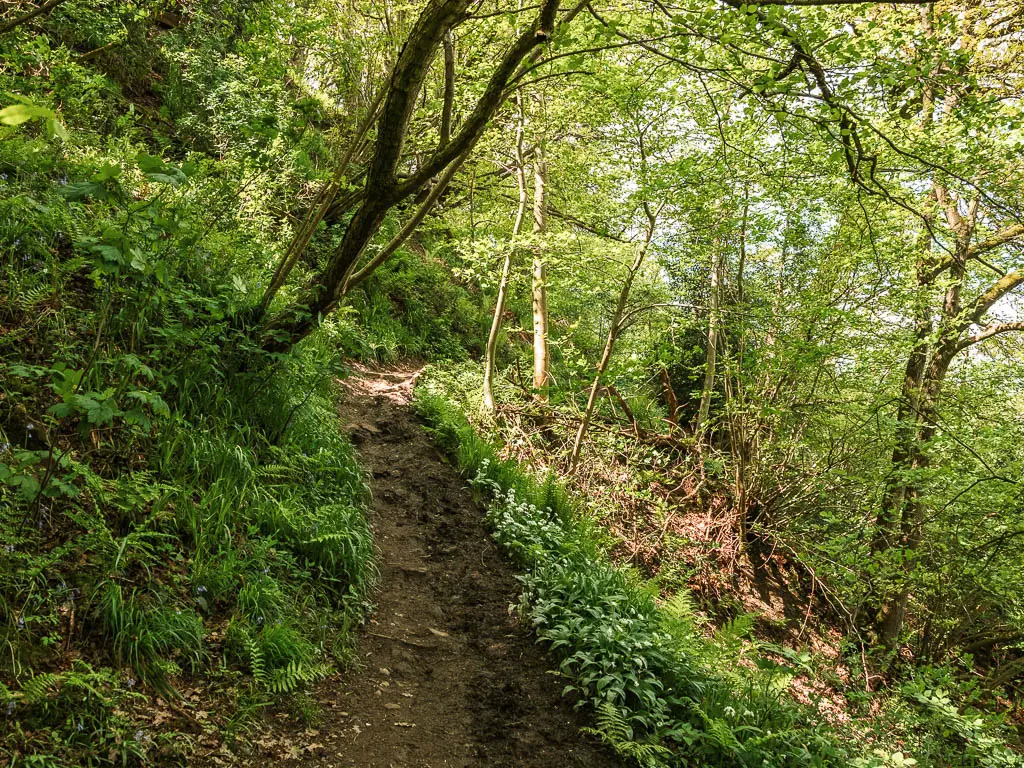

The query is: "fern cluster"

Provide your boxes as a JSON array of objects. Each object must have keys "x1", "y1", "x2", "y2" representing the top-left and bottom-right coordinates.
[
  {"x1": 1, "y1": 662, "x2": 151, "y2": 765},
  {"x1": 227, "y1": 620, "x2": 330, "y2": 695}
]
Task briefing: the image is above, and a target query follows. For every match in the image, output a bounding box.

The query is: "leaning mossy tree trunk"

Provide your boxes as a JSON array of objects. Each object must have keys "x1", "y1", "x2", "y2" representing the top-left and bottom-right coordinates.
[{"x1": 259, "y1": 0, "x2": 566, "y2": 353}]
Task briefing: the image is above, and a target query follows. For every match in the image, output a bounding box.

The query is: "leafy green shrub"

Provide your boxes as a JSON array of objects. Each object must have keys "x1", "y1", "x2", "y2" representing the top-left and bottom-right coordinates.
[
  {"x1": 343, "y1": 248, "x2": 489, "y2": 362},
  {"x1": 900, "y1": 681, "x2": 1022, "y2": 768}
]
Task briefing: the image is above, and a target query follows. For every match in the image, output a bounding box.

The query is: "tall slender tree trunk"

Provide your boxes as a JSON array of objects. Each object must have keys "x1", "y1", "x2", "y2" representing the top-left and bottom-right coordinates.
[
  {"x1": 695, "y1": 246, "x2": 723, "y2": 435},
  {"x1": 872, "y1": 216, "x2": 935, "y2": 564},
  {"x1": 870, "y1": 8, "x2": 946, "y2": 645},
  {"x1": 872, "y1": 206, "x2": 1024, "y2": 648},
  {"x1": 725, "y1": 191, "x2": 751, "y2": 551},
  {"x1": 875, "y1": 342, "x2": 956, "y2": 645},
  {"x1": 871, "y1": 5, "x2": 937, "y2": 567},
  {"x1": 482, "y1": 94, "x2": 528, "y2": 412},
  {"x1": 531, "y1": 142, "x2": 549, "y2": 400},
  {"x1": 440, "y1": 29, "x2": 455, "y2": 148},
  {"x1": 568, "y1": 205, "x2": 659, "y2": 471},
  {"x1": 875, "y1": 182, "x2": 973, "y2": 648},
  {"x1": 872, "y1": 252, "x2": 946, "y2": 647}
]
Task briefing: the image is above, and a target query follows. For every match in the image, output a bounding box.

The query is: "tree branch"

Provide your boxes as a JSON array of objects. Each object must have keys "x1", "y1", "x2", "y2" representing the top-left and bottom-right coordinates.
[
  {"x1": 961, "y1": 270, "x2": 1024, "y2": 330},
  {"x1": 968, "y1": 223, "x2": 1024, "y2": 259},
  {"x1": 395, "y1": 0, "x2": 568, "y2": 198},
  {"x1": 343, "y1": 150, "x2": 470, "y2": 293},
  {"x1": 957, "y1": 321, "x2": 1024, "y2": 351},
  {"x1": 914, "y1": 221, "x2": 1023, "y2": 284},
  {"x1": 0, "y1": 0, "x2": 70, "y2": 35}
]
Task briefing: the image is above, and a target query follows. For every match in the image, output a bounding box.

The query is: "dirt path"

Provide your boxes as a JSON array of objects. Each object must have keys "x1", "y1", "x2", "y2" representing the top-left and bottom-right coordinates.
[{"x1": 298, "y1": 366, "x2": 623, "y2": 768}]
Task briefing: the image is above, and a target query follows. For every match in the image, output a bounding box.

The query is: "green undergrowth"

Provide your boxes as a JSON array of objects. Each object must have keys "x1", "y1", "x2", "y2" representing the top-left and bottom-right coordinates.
[
  {"x1": 0, "y1": 6, "x2": 375, "y2": 762},
  {"x1": 2, "y1": 324, "x2": 375, "y2": 766},
  {"x1": 413, "y1": 368, "x2": 1024, "y2": 768},
  {"x1": 340, "y1": 248, "x2": 490, "y2": 363},
  {"x1": 0, "y1": 135, "x2": 374, "y2": 759}
]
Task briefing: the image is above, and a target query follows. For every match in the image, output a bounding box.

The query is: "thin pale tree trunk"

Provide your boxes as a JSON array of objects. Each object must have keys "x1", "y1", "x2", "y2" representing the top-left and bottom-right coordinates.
[
  {"x1": 531, "y1": 142, "x2": 549, "y2": 400},
  {"x1": 695, "y1": 245, "x2": 723, "y2": 435},
  {"x1": 482, "y1": 94, "x2": 528, "y2": 412},
  {"x1": 568, "y1": 204, "x2": 659, "y2": 471}
]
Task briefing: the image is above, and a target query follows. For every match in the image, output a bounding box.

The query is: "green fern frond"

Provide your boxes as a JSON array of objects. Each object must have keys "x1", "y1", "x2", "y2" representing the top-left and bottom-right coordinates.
[
  {"x1": 17, "y1": 283, "x2": 51, "y2": 310},
  {"x1": 256, "y1": 464, "x2": 296, "y2": 480},
  {"x1": 582, "y1": 701, "x2": 672, "y2": 767},
  {"x1": 21, "y1": 673, "x2": 61, "y2": 704},
  {"x1": 267, "y1": 660, "x2": 329, "y2": 694},
  {"x1": 246, "y1": 636, "x2": 267, "y2": 685},
  {"x1": 716, "y1": 613, "x2": 755, "y2": 650},
  {"x1": 662, "y1": 590, "x2": 697, "y2": 621}
]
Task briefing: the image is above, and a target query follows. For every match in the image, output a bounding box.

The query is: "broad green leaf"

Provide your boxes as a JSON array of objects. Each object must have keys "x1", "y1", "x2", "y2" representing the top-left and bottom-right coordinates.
[{"x1": 0, "y1": 103, "x2": 55, "y2": 126}]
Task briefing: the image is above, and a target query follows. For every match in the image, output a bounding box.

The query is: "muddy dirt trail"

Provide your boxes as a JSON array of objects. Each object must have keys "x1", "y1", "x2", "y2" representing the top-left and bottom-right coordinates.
[{"x1": 300, "y1": 366, "x2": 623, "y2": 768}]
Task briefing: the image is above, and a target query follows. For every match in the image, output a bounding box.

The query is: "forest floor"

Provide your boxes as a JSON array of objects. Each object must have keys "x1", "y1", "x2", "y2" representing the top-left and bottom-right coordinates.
[{"x1": 256, "y1": 365, "x2": 622, "y2": 768}]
